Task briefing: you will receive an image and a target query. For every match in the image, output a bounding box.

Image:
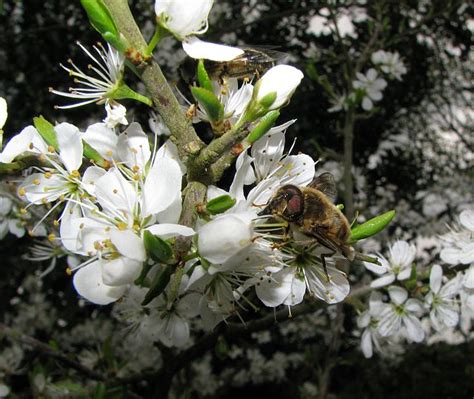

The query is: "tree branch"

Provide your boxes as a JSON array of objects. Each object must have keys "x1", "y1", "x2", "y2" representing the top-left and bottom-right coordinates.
[{"x1": 101, "y1": 0, "x2": 205, "y2": 164}]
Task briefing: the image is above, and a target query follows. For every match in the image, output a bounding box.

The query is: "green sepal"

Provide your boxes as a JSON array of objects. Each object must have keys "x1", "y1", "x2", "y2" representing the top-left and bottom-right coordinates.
[
  {"x1": 134, "y1": 262, "x2": 153, "y2": 286},
  {"x1": 349, "y1": 210, "x2": 396, "y2": 243},
  {"x1": 206, "y1": 195, "x2": 236, "y2": 215},
  {"x1": 33, "y1": 116, "x2": 58, "y2": 150},
  {"x1": 247, "y1": 110, "x2": 280, "y2": 144},
  {"x1": 404, "y1": 265, "x2": 418, "y2": 290},
  {"x1": 259, "y1": 92, "x2": 277, "y2": 109},
  {"x1": 141, "y1": 265, "x2": 172, "y2": 306},
  {"x1": 190, "y1": 87, "x2": 224, "y2": 122},
  {"x1": 336, "y1": 204, "x2": 344, "y2": 210},
  {"x1": 83, "y1": 141, "x2": 108, "y2": 168},
  {"x1": 143, "y1": 230, "x2": 173, "y2": 263},
  {"x1": 197, "y1": 60, "x2": 213, "y2": 92}
]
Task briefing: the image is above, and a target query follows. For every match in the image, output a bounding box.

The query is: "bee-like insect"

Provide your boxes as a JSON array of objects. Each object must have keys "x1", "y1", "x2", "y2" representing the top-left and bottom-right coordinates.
[
  {"x1": 259, "y1": 173, "x2": 355, "y2": 275},
  {"x1": 179, "y1": 47, "x2": 289, "y2": 86}
]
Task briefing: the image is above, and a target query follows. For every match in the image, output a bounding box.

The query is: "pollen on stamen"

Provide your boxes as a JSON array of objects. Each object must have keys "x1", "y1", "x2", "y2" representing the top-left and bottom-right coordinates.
[
  {"x1": 48, "y1": 233, "x2": 56, "y2": 242},
  {"x1": 66, "y1": 267, "x2": 72, "y2": 276},
  {"x1": 18, "y1": 188, "x2": 26, "y2": 196},
  {"x1": 48, "y1": 145, "x2": 55, "y2": 153}
]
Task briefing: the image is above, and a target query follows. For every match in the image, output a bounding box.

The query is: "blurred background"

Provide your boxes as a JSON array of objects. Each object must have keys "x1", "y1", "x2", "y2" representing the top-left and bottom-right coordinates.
[{"x1": 0, "y1": 0, "x2": 473, "y2": 398}]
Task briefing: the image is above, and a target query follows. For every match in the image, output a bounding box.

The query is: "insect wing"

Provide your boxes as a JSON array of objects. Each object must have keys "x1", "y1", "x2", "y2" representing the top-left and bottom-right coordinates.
[
  {"x1": 309, "y1": 172, "x2": 337, "y2": 203},
  {"x1": 309, "y1": 228, "x2": 354, "y2": 260}
]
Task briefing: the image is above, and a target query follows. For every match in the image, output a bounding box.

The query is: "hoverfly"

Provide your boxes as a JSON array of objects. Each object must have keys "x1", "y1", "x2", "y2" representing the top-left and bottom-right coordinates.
[
  {"x1": 259, "y1": 173, "x2": 355, "y2": 277},
  {"x1": 179, "y1": 46, "x2": 289, "y2": 86}
]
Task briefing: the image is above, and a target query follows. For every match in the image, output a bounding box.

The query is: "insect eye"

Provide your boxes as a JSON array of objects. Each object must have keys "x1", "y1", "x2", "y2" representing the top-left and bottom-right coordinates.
[{"x1": 283, "y1": 193, "x2": 303, "y2": 220}]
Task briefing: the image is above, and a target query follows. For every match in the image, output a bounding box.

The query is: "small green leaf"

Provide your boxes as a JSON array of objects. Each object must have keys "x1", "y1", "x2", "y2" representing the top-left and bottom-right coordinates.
[
  {"x1": 80, "y1": 0, "x2": 122, "y2": 49},
  {"x1": 33, "y1": 116, "x2": 58, "y2": 150},
  {"x1": 247, "y1": 110, "x2": 280, "y2": 144},
  {"x1": 197, "y1": 60, "x2": 213, "y2": 92},
  {"x1": 206, "y1": 194, "x2": 236, "y2": 215},
  {"x1": 350, "y1": 210, "x2": 396, "y2": 243},
  {"x1": 306, "y1": 63, "x2": 319, "y2": 82},
  {"x1": 190, "y1": 87, "x2": 224, "y2": 122},
  {"x1": 93, "y1": 383, "x2": 107, "y2": 399},
  {"x1": 83, "y1": 141, "x2": 108, "y2": 167},
  {"x1": 336, "y1": 204, "x2": 344, "y2": 210},
  {"x1": 143, "y1": 230, "x2": 173, "y2": 263},
  {"x1": 141, "y1": 265, "x2": 172, "y2": 306}
]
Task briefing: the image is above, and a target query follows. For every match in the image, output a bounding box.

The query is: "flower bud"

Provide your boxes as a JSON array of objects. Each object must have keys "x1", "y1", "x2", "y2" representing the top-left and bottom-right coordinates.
[
  {"x1": 155, "y1": 0, "x2": 214, "y2": 40},
  {"x1": 243, "y1": 65, "x2": 303, "y2": 121}
]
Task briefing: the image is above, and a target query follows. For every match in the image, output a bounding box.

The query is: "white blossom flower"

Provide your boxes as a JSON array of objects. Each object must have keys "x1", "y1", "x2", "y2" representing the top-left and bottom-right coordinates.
[
  {"x1": 378, "y1": 286, "x2": 425, "y2": 343},
  {"x1": 425, "y1": 265, "x2": 462, "y2": 331},
  {"x1": 155, "y1": 0, "x2": 243, "y2": 61},
  {"x1": 353, "y1": 68, "x2": 387, "y2": 111},
  {"x1": 49, "y1": 42, "x2": 125, "y2": 109},
  {"x1": 364, "y1": 240, "x2": 416, "y2": 288},
  {"x1": 440, "y1": 208, "x2": 474, "y2": 265},
  {"x1": 69, "y1": 136, "x2": 194, "y2": 305},
  {"x1": 104, "y1": 101, "x2": 128, "y2": 128},
  {"x1": 371, "y1": 50, "x2": 407, "y2": 80},
  {"x1": 357, "y1": 291, "x2": 385, "y2": 358}
]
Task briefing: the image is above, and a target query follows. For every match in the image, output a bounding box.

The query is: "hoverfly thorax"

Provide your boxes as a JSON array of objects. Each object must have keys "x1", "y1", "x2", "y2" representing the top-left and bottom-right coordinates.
[{"x1": 259, "y1": 185, "x2": 304, "y2": 222}]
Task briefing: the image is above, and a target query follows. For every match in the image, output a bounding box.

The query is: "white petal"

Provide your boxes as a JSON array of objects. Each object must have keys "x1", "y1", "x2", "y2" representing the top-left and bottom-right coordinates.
[
  {"x1": 110, "y1": 229, "x2": 145, "y2": 261},
  {"x1": 81, "y1": 166, "x2": 107, "y2": 195},
  {"x1": 361, "y1": 97, "x2": 373, "y2": 111},
  {"x1": 182, "y1": 37, "x2": 244, "y2": 61},
  {"x1": 388, "y1": 286, "x2": 408, "y2": 305},
  {"x1": 361, "y1": 329, "x2": 373, "y2": 358},
  {"x1": 437, "y1": 304, "x2": 459, "y2": 328},
  {"x1": 117, "y1": 122, "x2": 151, "y2": 172},
  {"x1": 459, "y1": 242, "x2": 474, "y2": 264},
  {"x1": 207, "y1": 185, "x2": 229, "y2": 201},
  {"x1": 155, "y1": 0, "x2": 213, "y2": 38},
  {"x1": 255, "y1": 267, "x2": 294, "y2": 307},
  {"x1": 277, "y1": 154, "x2": 315, "y2": 187},
  {"x1": 101, "y1": 257, "x2": 142, "y2": 286},
  {"x1": 0, "y1": 97, "x2": 7, "y2": 129},
  {"x1": 19, "y1": 173, "x2": 69, "y2": 204},
  {"x1": 390, "y1": 240, "x2": 416, "y2": 268},
  {"x1": 403, "y1": 314, "x2": 425, "y2": 342},
  {"x1": 370, "y1": 273, "x2": 395, "y2": 288},
  {"x1": 460, "y1": 209, "x2": 474, "y2": 232},
  {"x1": 59, "y1": 201, "x2": 83, "y2": 252},
  {"x1": 73, "y1": 261, "x2": 126, "y2": 305},
  {"x1": 254, "y1": 65, "x2": 304, "y2": 110},
  {"x1": 440, "y1": 247, "x2": 461, "y2": 265},
  {"x1": 142, "y1": 157, "x2": 182, "y2": 217},
  {"x1": 429, "y1": 264, "x2": 443, "y2": 294},
  {"x1": 397, "y1": 267, "x2": 412, "y2": 281},
  {"x1": 163, "y1": 314, "x2": 190, "y2": 347},
  {"x1": 95, "y1": 168, "x2": 137, "y2": 216},
  {"x1": 463, "y1": 266, "x2": 474, "y2": 289},
  {"x1": 146, "y1": 223, "x2": 195, "y2": 239},
  {"x1": 283, "y1": 272, "x2": 306, "y2": 306},
  {"x1": 305, "y1": 264, "x2": 350, "y2": 304},
  {"x1": 0, "y1": 125, "x2": 47, "y2": 163},
  {"x1": 155, "y1": 196, "x2": 182, "y2": 224},
  {"x1": 229, "y1": 152, "x2": 255, "y2": 202},
  {"x1": 405, "y1": 298, "x2": 424, "y2": 314},
  {"x1": 364, "y1": 254, "x2": 389, "y2": 274},
  {"x1": 82, "y1": 122, "x2": 118, "y2": 160},
  {"x1": 55, "y1": 122, "x2": 83, "y2": 173},
  {"x1": 378, "y1": 308, "x2": 401, "y2": 337},
  {"x1": 357, "y1": 311, "x2": 371, "y2": 328},
  {"x1": 155, "y1": 139, "x2": 186, "y2": 174}
]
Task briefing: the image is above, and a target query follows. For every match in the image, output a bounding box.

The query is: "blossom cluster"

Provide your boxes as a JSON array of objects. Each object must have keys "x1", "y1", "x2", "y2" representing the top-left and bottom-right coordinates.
[{"x1": 357, "y1": 211, "x2": 474, "y2": 357}]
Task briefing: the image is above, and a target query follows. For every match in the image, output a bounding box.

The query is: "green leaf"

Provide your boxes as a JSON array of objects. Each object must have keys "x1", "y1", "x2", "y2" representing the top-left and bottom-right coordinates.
[
  {"x1": 93, "y1": 383, "x2": 107, "y2": 399},
  {"x1": 247, "y1": 110, "x2": 280, "y2": 144},
  {"x1": 197, "y1": 60, "x2": 213, "y2": 92},
  {"x1": 143, "y1": 230, "x2": 173, "y2": 263},
  {"x1": 134, "y1": 262, "x2": 153, "y2": 286},
  {"x1": 141, "y1": 265, "x2": 172, "y2": 306},
  {"x1": 83, "y1": 141, "x2": 108, "y2": 167},
  {"x1": 190, "y1": 87, "x2": 224, "y2": 122},
  {"x1": 33, "y1": 116, "x2": 58, "y2": 150},
  {"x1": 306, "y1": 63, "x2": 319, "y2": 82},
  {"x1": 80, "y1": 0, "x2": 120, "y2": 45},
  {"x1": 206, "y1": 194, "x2": 236, "y2": 215},
  {"x1": 350, "y1": 210, "x2": 396, "y2": 242}
]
